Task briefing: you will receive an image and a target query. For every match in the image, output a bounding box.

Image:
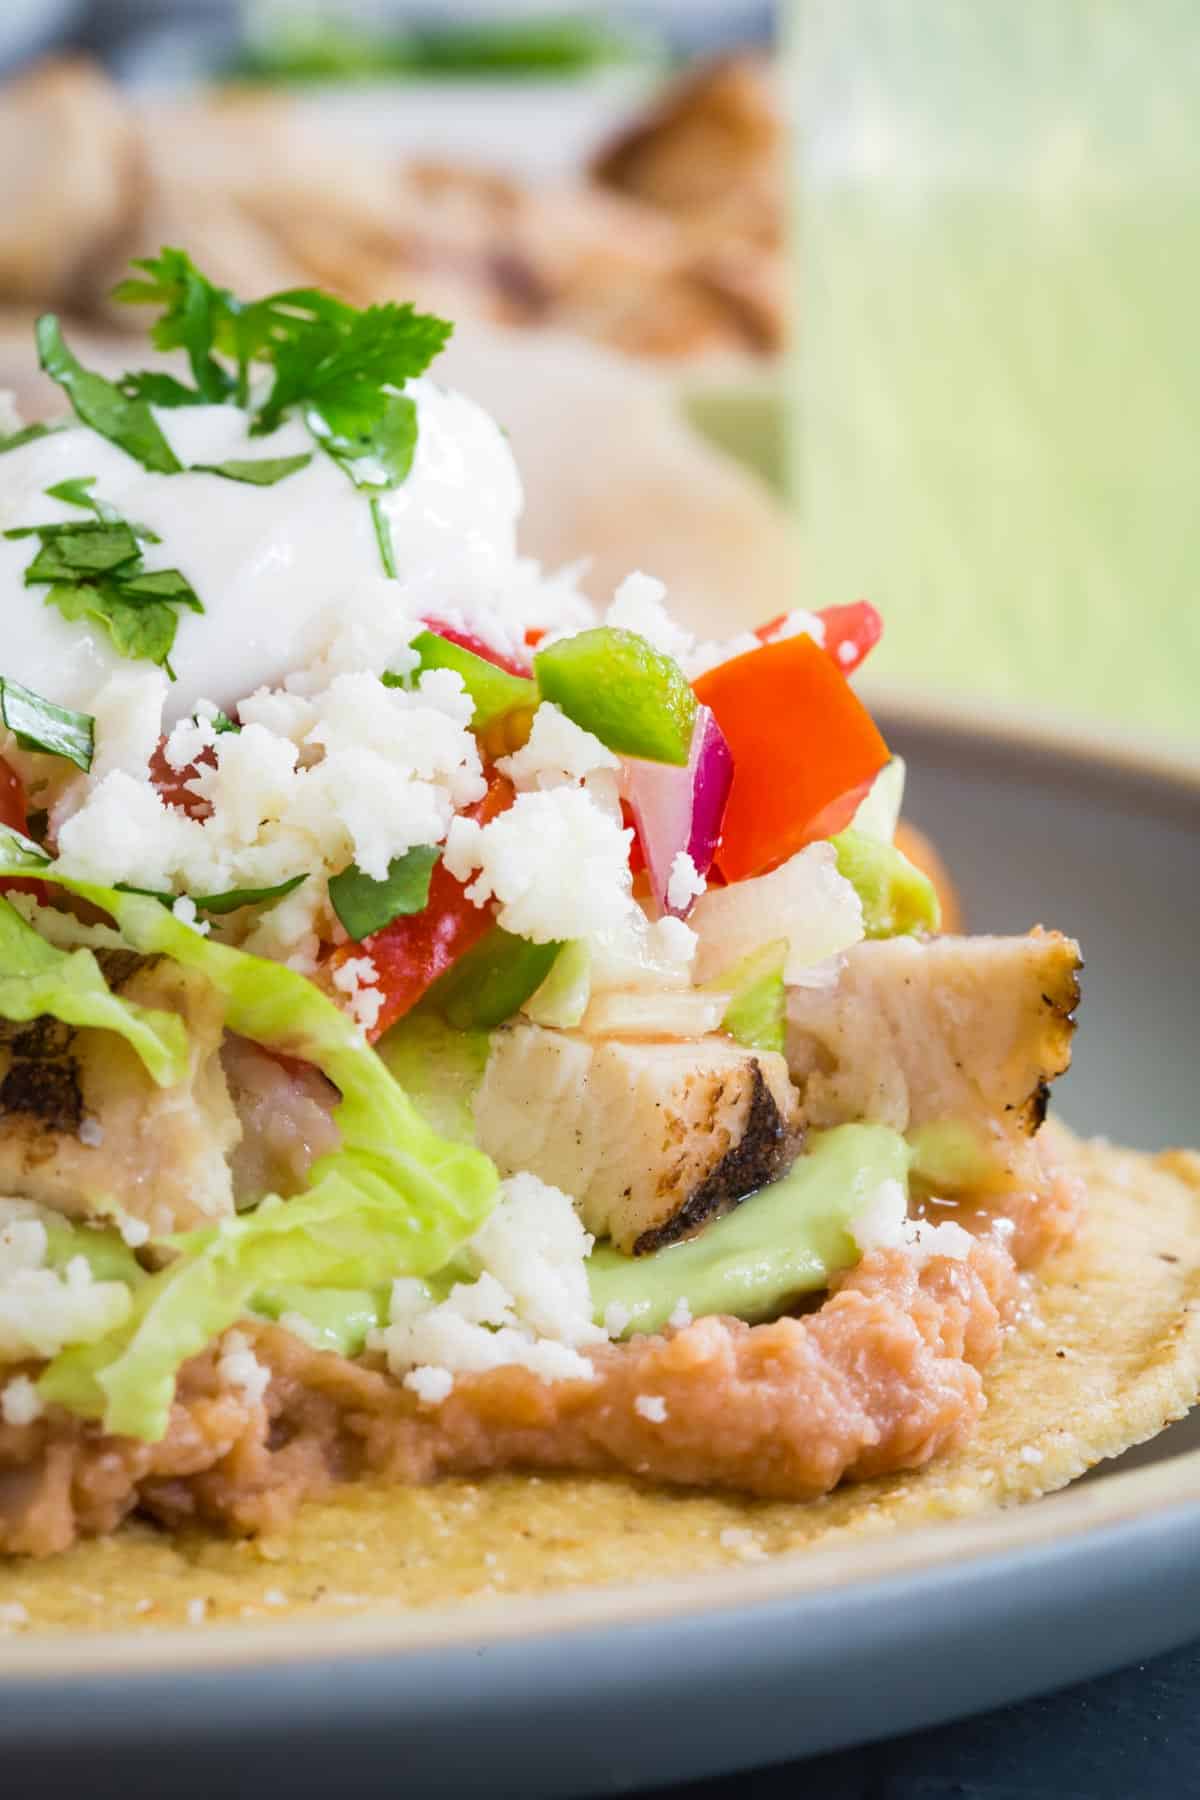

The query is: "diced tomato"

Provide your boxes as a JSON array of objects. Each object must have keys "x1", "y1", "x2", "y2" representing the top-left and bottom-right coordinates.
[
  {"x1": 0, "y1": 756, "x2": 47, "y2": 901},
  {"x1": 422, "y1": 618, "x2": 530, "y2": 680},
  {"x1": 693, "y1": 634, "x2": 889, "y2": 884},
  {"x1": 525, "y1": 627, "x2": 547, "y2": 650},
  {"x1": 619, "y1": 798, "x2": 646, "y2": 875},
  {"x1": 326, "y1": 771, "x2": 516, "y2": 1042},
  {"x1": 755, "y1": 600, "x2": 883, "y2": 679},
  {"x1": 148, "y1": 736, "x2": 215, "y2": 820}
]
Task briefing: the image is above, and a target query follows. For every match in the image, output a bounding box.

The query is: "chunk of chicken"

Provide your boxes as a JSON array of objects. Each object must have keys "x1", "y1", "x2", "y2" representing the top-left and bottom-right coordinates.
[
  {"x1": 0, "y1": 59, "x2": 143, "y2": 309},
  {"x1": 474, "y1": 1023, "x2": 798, "y2": 1254},
  {"x1": 0, "y1": 951, "x2": 239, "y2": 1234},
  {"x1": 786, "y1": 932, "x2": 1081, "y2": 1179}
]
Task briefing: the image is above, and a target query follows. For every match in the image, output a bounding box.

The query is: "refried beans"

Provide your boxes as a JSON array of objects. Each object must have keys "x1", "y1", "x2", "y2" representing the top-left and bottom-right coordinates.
[{"x1": 0, "y1": 1170, "x2": 1084, "y2": 1559}]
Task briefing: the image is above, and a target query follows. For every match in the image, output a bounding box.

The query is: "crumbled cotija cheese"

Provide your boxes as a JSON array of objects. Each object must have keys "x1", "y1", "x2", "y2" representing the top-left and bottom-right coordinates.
[
  {"x1": 379, "y1": 1175, "x2": 602, "y2": 1392},
  {"x1": 851, "y1": 1180, "x2": 974, "y2": 1267},
  {"x1": 497, "y1": 702, "x2": 618, "y2": 791},
  {"x1": 444, "y1": 784, "x2": 636, "y2": 946},
  {"x1": 634, "y1": 1394, "x2": 668, "y2": 1423},
  {"x1": 1, "y1": 1374, "x2": 43, "y2": 1426},
  {"x1": 330, "y1": 954, "x2": 384, "y2": 1033},
  {"x1": 666, "y1": 851, "x2": 707, "y2": 914},
  {"x1": 216, "y1": 1329, "x2": 271, "y2": 1407},
  {"x1": 0, "y1": 1202, "x2": 133, "y2": 1360},
  {"x1": 605, "y1": 572, "x2": 693, "y2": 663}
]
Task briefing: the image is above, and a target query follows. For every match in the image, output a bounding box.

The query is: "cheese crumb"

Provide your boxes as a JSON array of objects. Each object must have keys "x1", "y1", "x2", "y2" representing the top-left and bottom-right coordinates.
[
  {"x1": 497, "y1": 703, "x2": 618, "y2": 791},
  {"x1": 330, "y1": 954, "x2": 384, "y2": 1032},
  {"x1": 851, "y1": 1181, "x2": 973, "y2": 1268},
  {"x1": 1019, "y1": 1445, "x2": 1045, "y2": 1466},
  {"x1": 115, "y1": 1212, "x2": 150, "y2": 1248},
  {"x1": 666, "y1": 850, "x2": 707, "y2": 915},
  {"x1": 605, "y1": 572, "x2": 694, "y2": 662},
  {"x1": 444, "y1": 785, "x2": 636, "y2": 946},
  {"x1": 381, "y1": 1174, "x2": 601, "y2": 1388},
  {"x1": 1, "y1": 1374, "x2": 43, "y2": 1426},
  {"x1": 634, "y1": 1394, "x2": 668, "y2": 1423},
  {"x1": 186, "y1": 1598, "x2": 208, "y2": 1626},
  {"x1": 217, "y1": 1329, "x2": 271, "y2": 1406},
  {"x1": 405, "y1": 1366, "x2": 454, "y2": 1408},
  {"x1": 667, "y1": 1297, "x2": 693, "y2": 1330},
  {"x1": 171, "y1": 895, "x2": 210, "y2": 936},
  {"x1": 603, "y1": 1302, "x2": 632, "y2": 1338},
  {"x1": 78, "y1": 1117, "x2": 105, "y2": 1149}
]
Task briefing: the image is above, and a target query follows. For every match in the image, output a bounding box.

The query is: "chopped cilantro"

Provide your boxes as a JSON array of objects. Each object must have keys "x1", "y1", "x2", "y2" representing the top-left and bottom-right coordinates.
[
  {"x1": 328, "y1": 846, "x2": 441, "y2": 942},
  {"x1": 116, "y1": 874, "x2": 307, "y2": 916},
  {"x1": 36, "y1": 316, "x2": 182, "y2": 474},
  {"x1": 114, "y1": 249, "x2": 451, "y2": 575},
  {"x1": 209, "y1": 709, "x2": 240, "y2": 735},
  {"x1": 190, "y1": 452, "x2": 313, "y2": 485},
  {"x1": 42, "y1": 474, "x2": 161, "y2": 541},
  {"x1": 0, "y1": 677, "x2": 94, "y2": 770},
  {"x1": 7, "y1": 482, "x2": 202, "y2": 677}
]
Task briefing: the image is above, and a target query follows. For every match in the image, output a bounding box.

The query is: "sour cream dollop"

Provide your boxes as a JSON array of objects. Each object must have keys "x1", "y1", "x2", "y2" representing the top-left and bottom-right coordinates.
[{"x1": 0, "y1": 379, "x2": 523, "y2": 724}]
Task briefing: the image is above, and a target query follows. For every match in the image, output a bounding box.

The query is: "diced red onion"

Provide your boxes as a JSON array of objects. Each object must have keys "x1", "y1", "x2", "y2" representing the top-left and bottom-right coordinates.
[{"x1": 625, "y1": 705, "x2": 733, "y2": 916}]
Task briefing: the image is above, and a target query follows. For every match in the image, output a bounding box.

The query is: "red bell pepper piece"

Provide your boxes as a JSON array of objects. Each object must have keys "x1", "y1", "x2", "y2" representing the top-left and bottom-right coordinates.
[
  {"x1": 693, "y1": 634, "x2": 889, "y2": 884},
  {"x1": 756, "y1": 600, "x2": 883, "y2": 678},
  {"x1": 326, "y1": 771, "x2": 515, "y2": 1042}
]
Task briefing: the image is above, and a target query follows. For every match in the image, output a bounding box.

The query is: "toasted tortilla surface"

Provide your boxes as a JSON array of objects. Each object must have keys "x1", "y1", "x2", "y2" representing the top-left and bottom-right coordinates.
[{"x1": 3, "y1": 1130, "x2": 1199, "y2": 1635}]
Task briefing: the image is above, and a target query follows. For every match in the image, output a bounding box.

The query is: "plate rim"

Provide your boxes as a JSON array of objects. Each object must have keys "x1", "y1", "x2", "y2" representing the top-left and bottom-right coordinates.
[{"x1": 3, "y1": 704, "x2": 1199, "y2": 1682}]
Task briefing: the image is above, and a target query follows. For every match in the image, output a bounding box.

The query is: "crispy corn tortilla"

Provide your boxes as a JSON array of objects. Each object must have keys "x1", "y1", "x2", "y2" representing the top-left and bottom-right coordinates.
[{"x1": 5, "y1": 1129, "x2": 1200, "y2": 1634}]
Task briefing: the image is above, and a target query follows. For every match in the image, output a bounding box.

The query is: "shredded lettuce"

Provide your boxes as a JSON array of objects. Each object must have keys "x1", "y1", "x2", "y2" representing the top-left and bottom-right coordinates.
[
  {"x1": 707, "y1": 938, "x2": 788, "y2": 1056},
  {"x1": 0, "y1": 895, "x2": 189, "y2": 1086},
  {"x1": 253, "y1": 1284, "x2": 388, "y2": 1356},
  {"x1": 377, "y1": 1011, "x2": 491, "y2": 1144},
  {"x1": 2, "y1": 855, "x2": 500, "y2": 1439}
]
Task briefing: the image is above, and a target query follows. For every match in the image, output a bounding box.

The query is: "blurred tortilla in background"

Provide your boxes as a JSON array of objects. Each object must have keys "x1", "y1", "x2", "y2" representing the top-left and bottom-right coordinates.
[{"x1": 0, "y1": 53, "x2": 796, "y2": 634}]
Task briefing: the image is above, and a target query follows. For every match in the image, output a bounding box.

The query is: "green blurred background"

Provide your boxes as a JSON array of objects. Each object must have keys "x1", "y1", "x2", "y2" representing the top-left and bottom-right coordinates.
[{"x1": 788, "y1": 0, "x2": 1200, "y2": 743}]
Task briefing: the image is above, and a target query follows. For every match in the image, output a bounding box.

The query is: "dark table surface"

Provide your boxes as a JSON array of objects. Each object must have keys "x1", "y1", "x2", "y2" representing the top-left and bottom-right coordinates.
[{"x1": 657, "y1": 1639, "x2": 1200, "y2": 1800}]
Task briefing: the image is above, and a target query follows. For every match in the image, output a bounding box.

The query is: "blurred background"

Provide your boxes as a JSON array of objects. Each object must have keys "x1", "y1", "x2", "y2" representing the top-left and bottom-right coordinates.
[{"x1": 0, "y1": 1, "x2": 1195, "y2": 745}]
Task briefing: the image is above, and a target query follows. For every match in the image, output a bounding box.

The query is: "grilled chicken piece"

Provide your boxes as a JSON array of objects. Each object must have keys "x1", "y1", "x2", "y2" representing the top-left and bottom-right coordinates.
[
  {"x1": 0, "y1": 952, "x2": 239, "y2": 1234},
  {"x1": 474, "y1": 1023, "x2": 799, "y2": 1254},
  {"x1": 786, "y1": 932, "x2": 1081, "y2": 1179},
  {"x1": 0, "y1": 59, "x2": 144, "y2": 309}
]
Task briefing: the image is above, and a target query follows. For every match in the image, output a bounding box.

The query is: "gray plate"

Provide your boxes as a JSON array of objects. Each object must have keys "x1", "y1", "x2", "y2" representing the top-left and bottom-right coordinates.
[{"x1": 3, "y1": 701, "x2": 1199, "y2": 1797}]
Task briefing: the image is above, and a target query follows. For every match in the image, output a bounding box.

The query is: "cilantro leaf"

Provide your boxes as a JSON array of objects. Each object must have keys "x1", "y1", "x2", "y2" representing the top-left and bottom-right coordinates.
[
  {"x1": 119, "y1": 370, "x2": 209, "y2": 409},
  {"x1": 21, "y1": 523, "x2": 142, "y2": 582},
  {"x1": 111, "y1": 249, "x2": 236, "y2": 404},
  {"x1": 210, "y1": 709, "x2": 240, "y2": 735},
  {"x1": 44, "y1": 580, "x2": 181, "y2": 671},
  {"x1": 116, "y1": 874, "x2": 307, "y2": 916},
  {"x1": 36, "y1": 316, "x2": 182, "y2": 474},
  {"x1": 0, "y1": 677, "x2": 94, "y2": 770},
  {"x1": 113, "y1": 568, "x2": 202, "y2": 611},
  {"x1": 307, "y1": 392, "x2": 417, "y2": 490},
  {"x1": 42, "y1": 475, "x2": 161, "y2": 541},
  {"x1": 0, "y1": 422, "x2": 59, "y2": 455},
  {"x1": 328, "y1": 846, "x2": 441, "y2": 942},
  {"x1": 10, "y1": 481, "x2": 203, "y2": 676},
  {"x1": 255, "y1": 303, "x2": 450, "y2": 437},
  {"x1": 190, "y1": 452, "x2": 313, "y2": 485}
]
